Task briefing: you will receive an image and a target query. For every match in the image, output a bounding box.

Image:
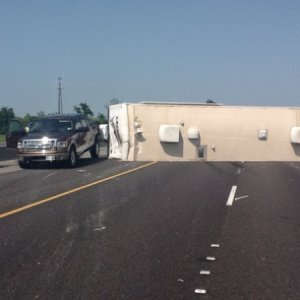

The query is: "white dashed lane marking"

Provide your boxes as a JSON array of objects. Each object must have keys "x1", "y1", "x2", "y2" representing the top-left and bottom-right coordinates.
[
  {"x1": 226, "y1": 185, "x2": 237, "y2": 206},
  {"x1": 200, "y1": 270, "x2": 211, "y2": 275}
]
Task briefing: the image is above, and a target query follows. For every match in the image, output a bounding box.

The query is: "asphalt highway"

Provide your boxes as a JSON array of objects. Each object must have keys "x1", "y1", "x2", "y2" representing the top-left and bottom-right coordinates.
[{"x1": 0, "y1": 159, "x2": 299, "y2": 299}]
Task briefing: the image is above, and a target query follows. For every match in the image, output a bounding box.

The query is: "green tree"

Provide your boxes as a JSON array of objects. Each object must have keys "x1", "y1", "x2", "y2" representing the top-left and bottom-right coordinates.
[
  {"x1": 105, "y1": 98, "x2": 120, "y2": 109},
  {"x1": 109, "y1": 98, "x2": 120, "y2": 105},
  {"x1": 97, "y1": 113, "x2": 108, "y2": 124},
  {"x1": 74, "y1": 102, "x2": 94, "y2": 118},
  {"x1": 206, "y1": 98, "x2": 216, "y2": 104},
  {"x1": 0, "y1": 107, "x2": 15, "y2": 134},
  {"x1": 22, "y1": 113, "x2": 39, "y2": 127},
  {"x1": 36, "y1": 111, "x2": 46, "y2": 118}
]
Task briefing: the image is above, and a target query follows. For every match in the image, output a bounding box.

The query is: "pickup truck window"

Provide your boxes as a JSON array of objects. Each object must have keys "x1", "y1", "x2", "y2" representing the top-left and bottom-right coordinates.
[
  {"x1": 31, "y1": 119, "x2": 74, "y2": 133},
  {"x1": 8, "y1": 120, "x2": 24, "y2": 133}
]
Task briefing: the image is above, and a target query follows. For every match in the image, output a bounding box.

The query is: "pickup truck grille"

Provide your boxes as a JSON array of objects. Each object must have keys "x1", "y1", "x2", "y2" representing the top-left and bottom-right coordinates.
[{"x1": 22, "y1": 139, "x2": 57, "y2": 150}]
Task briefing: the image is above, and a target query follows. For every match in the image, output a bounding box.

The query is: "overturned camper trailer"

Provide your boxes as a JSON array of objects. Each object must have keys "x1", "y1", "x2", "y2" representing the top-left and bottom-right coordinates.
[{"x1": 109, "y1": 102, "x2": 300, "y2": 162}]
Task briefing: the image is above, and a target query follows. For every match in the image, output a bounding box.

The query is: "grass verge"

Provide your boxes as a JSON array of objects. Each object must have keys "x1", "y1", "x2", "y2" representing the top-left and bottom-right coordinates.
[{"x1": 0, "y1": 135, "x2": 5, "y2": 143}]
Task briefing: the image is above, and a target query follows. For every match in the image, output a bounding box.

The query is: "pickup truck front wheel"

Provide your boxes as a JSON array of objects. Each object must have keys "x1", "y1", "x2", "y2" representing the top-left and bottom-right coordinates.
[
  {"x1": 18, "y1": 159, "x2": 29, "y2": 169},
  {"x1": 68, "y1": 147, "x2": 78, "y2": 168}
]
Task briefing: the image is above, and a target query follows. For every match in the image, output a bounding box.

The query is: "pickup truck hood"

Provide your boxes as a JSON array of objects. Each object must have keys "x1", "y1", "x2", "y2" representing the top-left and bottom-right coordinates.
[{"x1": 23, "y1": 131, "x2": 71, "y2": 140}]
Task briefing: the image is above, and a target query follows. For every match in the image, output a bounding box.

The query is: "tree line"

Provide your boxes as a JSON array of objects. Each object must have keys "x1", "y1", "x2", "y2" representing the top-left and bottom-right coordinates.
[{"x1": 0, "y1": 101, "x2": 113, "y2": 134}]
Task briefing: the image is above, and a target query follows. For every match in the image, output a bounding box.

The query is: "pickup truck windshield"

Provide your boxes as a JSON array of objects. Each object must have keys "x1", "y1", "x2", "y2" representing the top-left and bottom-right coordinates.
[{"x1": 31, "y1": 119, "x2": 74, "y2": 133}]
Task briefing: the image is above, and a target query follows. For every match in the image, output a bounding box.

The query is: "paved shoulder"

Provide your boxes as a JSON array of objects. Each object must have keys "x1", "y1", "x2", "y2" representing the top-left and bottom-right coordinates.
[{"x1": 0, "y1": 147, "x2": 17, "y2": 162}]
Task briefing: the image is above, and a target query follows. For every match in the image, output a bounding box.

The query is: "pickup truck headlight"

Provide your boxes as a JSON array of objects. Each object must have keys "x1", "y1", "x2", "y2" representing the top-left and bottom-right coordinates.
[
  {"x1": 57, "y1": 141, "x2": 67, "y2": 149},
  {"x1": 17, "y1": 142, "x2": 23, "y2": 149}
]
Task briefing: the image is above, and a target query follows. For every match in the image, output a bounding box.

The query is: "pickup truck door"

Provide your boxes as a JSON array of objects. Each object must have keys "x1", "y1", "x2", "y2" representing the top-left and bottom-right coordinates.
[
  {"x1": 80, "y1": 119, "x2": 93, "y2": 149},
  {"x1": 6, "y1": 120, "x2": 26, "y2": 148},
  {"x1": 74, "y1": 119, "x2": 86, "y2": 153}
]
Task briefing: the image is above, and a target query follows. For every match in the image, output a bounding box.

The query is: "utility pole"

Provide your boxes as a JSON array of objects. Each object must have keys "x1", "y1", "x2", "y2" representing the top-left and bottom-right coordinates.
[{"x1": 58, "y1": 76, "x2": 63, "y2": 114}]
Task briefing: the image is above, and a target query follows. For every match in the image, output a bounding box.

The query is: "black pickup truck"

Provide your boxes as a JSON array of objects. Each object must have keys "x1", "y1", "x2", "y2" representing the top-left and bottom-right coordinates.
[{"x1": 17, "y1": 114, "x2": 100, "y2": 168}]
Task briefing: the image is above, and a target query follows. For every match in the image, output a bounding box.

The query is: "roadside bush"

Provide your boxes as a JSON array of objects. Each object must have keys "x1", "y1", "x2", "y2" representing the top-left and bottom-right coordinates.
[{"x1": 0, "y1": 107, "x2": 15, "y2": 134}]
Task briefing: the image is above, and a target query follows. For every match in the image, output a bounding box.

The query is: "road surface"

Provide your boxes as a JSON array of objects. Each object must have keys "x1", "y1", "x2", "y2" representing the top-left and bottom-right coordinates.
[
  {"x1": 0, "y1": 147, "x2": 17, "y2": 161},
  {"x1": 0, "y1": 159, "x2": 299, "y2": 299}
]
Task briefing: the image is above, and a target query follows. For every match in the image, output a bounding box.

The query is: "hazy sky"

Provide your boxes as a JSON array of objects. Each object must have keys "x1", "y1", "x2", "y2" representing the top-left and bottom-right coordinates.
[{"x1": 1, "y1": 0, "x2": 300, "y2": 116}]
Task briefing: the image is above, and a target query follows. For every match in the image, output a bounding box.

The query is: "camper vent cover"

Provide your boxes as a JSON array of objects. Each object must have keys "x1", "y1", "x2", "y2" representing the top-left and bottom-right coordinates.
[
  {"x1": 159, "y1": 125, "x2": 180, "y2": 143},
  {"x1": 290, "y1": 127, "x2": 300, "y2": 144}
]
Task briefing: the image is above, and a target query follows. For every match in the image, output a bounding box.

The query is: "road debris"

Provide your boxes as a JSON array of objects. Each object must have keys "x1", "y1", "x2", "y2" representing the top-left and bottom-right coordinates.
[
  {"x1": 211, "y1": 244, "x2": 220, "y2": 248},
  {"x1": 194, "y1": 289, "x2": 207, "y2": 294},
  {"x1": 235, "y1": 195, "x2": 249, "y2": 201},
  {"x1": 94, "y1": 226, "x2": 106, "y2": 231}
]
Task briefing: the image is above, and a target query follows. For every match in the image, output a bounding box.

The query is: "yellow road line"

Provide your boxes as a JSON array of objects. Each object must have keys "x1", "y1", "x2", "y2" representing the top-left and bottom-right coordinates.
[{"x1": 0, "y1": 161, "x2": 157, "y2": 220}]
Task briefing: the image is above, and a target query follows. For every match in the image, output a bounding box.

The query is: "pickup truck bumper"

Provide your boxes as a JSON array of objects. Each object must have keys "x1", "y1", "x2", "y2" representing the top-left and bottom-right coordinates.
[{"x1": 18, "y1": 152, "x2": 69, "y2": 163}]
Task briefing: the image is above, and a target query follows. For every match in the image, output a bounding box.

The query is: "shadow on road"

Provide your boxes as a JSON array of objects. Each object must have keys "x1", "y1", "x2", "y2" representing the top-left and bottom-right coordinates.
[
  {"x1": 25, "y1": 157, "x2": 109, "y2": 170},
  {"x1": 1, "y1": 144, "x2": 109, "y2": 169}
]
